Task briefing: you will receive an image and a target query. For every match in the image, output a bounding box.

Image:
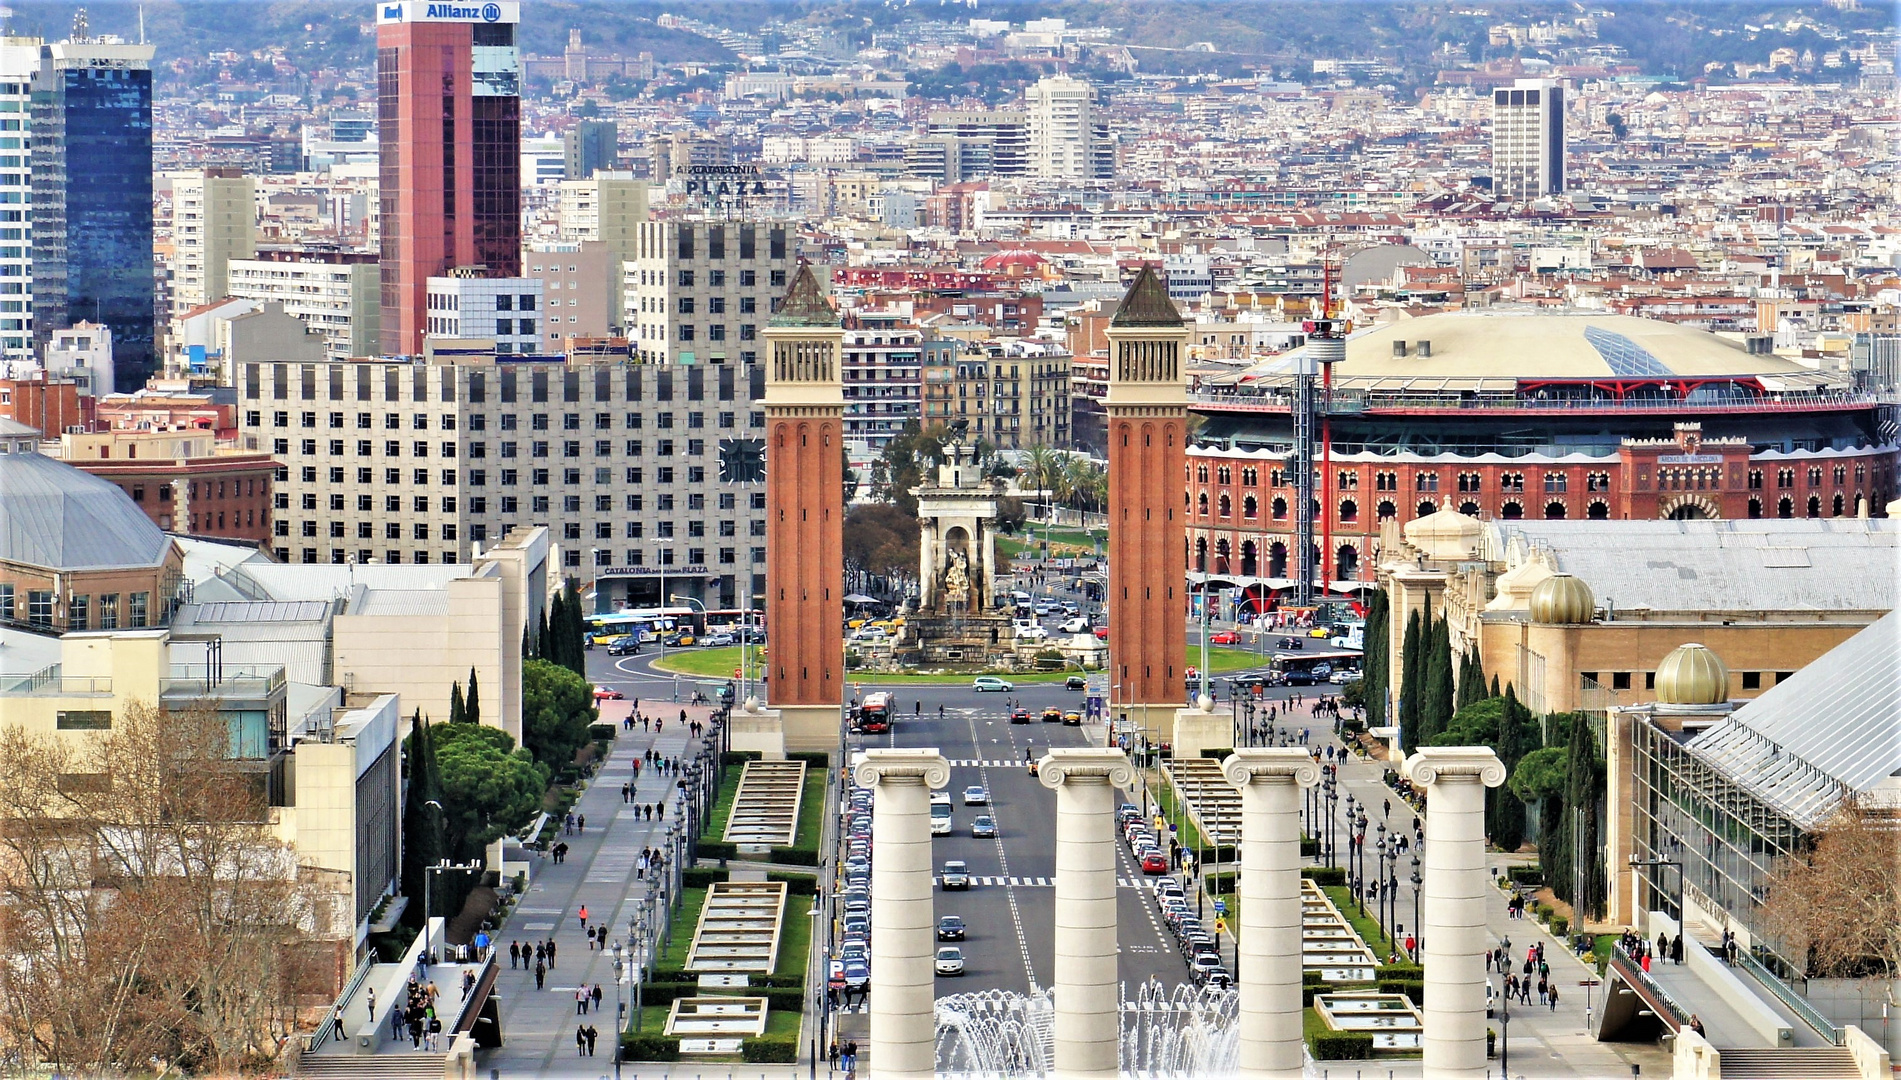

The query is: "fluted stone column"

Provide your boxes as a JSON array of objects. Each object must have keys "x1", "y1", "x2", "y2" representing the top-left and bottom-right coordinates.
[
  {"x1": 1037, "y1": 747, "x2": 1135, "y2": 1079},
  {"x1": 1402, "y1": 747, "x2": 1508, "y2": 1080},
  {"x1": 1222, "y1": 748, "x2": 1321, "y2": 1079},
  {"x1": 853, "y1": 749, "x2": 952, "y2": 1078}
]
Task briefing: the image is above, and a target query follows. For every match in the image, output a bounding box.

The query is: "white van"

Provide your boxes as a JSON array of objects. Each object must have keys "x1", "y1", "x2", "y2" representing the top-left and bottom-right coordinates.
[{"x1": 930, "y1": 801, "x2": 953, "y2": 836}]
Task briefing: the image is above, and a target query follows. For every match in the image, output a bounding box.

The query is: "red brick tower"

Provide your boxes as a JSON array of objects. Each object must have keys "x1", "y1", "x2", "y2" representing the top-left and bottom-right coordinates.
[
  {"x1": 1105, "y1": 265, "x2": 1191, "y2": 734},
  {"x1": 763, "y1": 265, "x2": 845, "y2": 751}
]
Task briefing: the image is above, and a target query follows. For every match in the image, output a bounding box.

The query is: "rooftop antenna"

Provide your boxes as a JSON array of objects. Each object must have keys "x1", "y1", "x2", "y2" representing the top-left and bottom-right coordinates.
[
  {"x1": 138, "y1": 4, "x2": 145, "y2": 45},
  {"x1": 70, "y1": 8, "x2": 86, "y2": 42}
]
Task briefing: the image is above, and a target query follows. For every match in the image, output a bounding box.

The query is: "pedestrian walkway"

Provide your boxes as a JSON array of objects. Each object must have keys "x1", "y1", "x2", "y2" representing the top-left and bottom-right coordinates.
[{"x1": 477, "y1": 701, "x2": 717, "y2": 1079}]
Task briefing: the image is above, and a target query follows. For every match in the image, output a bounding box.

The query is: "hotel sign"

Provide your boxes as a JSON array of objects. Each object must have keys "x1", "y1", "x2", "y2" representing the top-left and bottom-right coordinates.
[
  {"x1": 378, "y1": 1, "x2": 518, "y2": 24},
  {"x1": 681, "y1": 165, "x2": 768, "y2": 200},
  {"x1": 603, "y1": 565, "x2": 713, "y2": 577}
]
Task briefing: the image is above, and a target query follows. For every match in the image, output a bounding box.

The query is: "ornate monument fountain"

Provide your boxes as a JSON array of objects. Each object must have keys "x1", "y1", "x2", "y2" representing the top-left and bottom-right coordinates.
[{"x1": 898, "y1": 429, "x2": 1024, "y2": 666}]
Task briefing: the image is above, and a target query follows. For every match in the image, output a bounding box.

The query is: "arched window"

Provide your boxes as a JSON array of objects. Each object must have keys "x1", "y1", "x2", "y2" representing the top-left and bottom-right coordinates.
[
  {"x1": 1194, "y1": 537, "x2": 1208, "y2": 572},
  {"x1": 1217, "y1": 466, "x2": 1232, "y2": 485},
  {"x1": 1807, "y1": 495, "x2": 1821, "y2": 518},
  {"x1": 1335, "y1": 545, "x2": 1359, "y2": 581},
  {"x1": 1240, "y1": 540, "x2": 1258, "y2": 576},
  {"x1": 1377, "y1": 500, "x2": 1397, "y2": 521},
  {"x1": 1214, "y1": 538, "x2": 1231, "y2": 574},
  {"x1": 1588, "y1": 501, "x2": 1610, "y2": 520},
  {"x1": 1459, "y1": 501, "x2": 1480, "y2": 517},
  {"x1": 1241, "y1": 467, "x2": 1258, "y2": 487},
  {"x1": 1242, "y1": 495, "x2": 1258, "y2": 519},
  {"x1": 1267, "y1": 541, "x2": 1288, "y2": 578},
  {"x1": 1747, "y1": 498, "x2": 1762, "y2": 519},
  {"x1": 1218, "y1": 494, "x2": 1232, "y2": 518},
  {"x1": 1777, "y1": 496, "x2": 1793, "y2": 519},
  {"x1": 1500, "y1": 501, "x2": 1523, "y2": 520},
  {"x1": 1198, "y1": 492, "x2": 1210, "y2": 516},
  {"x1": 1832, "y1": 493, "x2": 1844, "y2": 517},
  {"x1": 1339, "y1": 499, "x2": 1358, "y2": 523},
  {"x1": 1197, "y1": 465, "x2": 1210, "y2": 484},
  {"x1": 1545, "y1": 501, "x2": 1566, "y2": 520},
  {"x1": 1416, "y1": 500, "x2": 1436, "y2": 518},
  {"x1": 1271, "y1": 496, "x2": 1288, "y2": 520}
]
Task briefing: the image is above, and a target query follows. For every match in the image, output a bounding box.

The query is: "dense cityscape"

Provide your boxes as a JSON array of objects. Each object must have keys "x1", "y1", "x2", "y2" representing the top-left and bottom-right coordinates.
[{"x1": 0, "y1": 1, "x2": 1895, "y2": 1077}]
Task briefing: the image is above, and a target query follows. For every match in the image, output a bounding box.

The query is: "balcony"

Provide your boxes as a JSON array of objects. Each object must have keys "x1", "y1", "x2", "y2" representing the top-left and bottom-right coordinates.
[
  {"x1": 160, "y1": 663, "x2": 288, "y2": 702},
  {"x1": 0, "y1": 665, "x2": 112, "y2": 697}
]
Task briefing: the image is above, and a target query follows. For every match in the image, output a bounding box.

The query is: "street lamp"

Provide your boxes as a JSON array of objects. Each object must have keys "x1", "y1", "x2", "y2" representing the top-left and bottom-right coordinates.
[
  {"x1": 1410, "y1": 854, "x2": 1423, "y2": 956},
  {"x1": 1498, "y1": 982, "x2": 1512, "y2": 1078},
  {"x1": 1628, "y1": 854, "x2": 1686, "y2": 929}
]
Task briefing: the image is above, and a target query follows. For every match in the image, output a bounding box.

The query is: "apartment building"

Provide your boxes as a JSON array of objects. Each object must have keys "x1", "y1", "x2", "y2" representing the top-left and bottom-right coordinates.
[
  {"x1": 169, "y1": 167, "x2": 257, "y2": 318},
  {"x1": 625, "y1": 220, "x2": 795, "y2": 365},
  {"x1": 1492, "y1": 77, "x2": 1566, "y2": 200},
  {"x1": 57, "y1": 427, "x2": 275, "y2": 544},
  {"x1": 425, "y1": 273, "x2": 544, "y2": 354},
  {"x1": 921, "y1": 340, "x2": 1072, "y2": 451},
  {"x1": 524, "y1": 243, "x2": 614, "y2": 352},
  {"x1": 916, "y1": 110, "x2": 1030, "y2": 181},
  {"x1": 237, "y1": 355, "x2": 769, "y2": 611},
  {"x1": 1025, "y1": 75, "x2": 1113, "y2": 181},
  {"x1": 226, "y1": 251, "x2": 380, "y2": 359},
  {"x1": 840, "y1": 310, "x2": 922, "y2": 461},
  {"x1": 0, "y1": 37, "x2": 37, "y2": 365},
  {"x1": 557, "y1": 173, "x2": 647, "y2": 329}
]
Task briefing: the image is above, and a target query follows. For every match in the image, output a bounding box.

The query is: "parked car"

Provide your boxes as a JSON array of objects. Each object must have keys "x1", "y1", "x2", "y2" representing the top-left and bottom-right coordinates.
[
  {"x1": 973, "y1": 676, "x2": 1014, "y2": 692},
  {"x1": 1093, "y1": 626, "x2": 1109, "y2": 640},
  {"x1": 935, "y1": 946, "x2": 966, "y2": 976},
  {"x1": 941, "y1": 860, "x2": 970, "y2": 890},
  {"x1": 663, "y1": 631, "x2": 697, "y2": 647},
  {"x1": 963, "y1": 785, "x2": 989, "y2": 806},
  {"x1": 1330, "y1": 670, "x2": 1361, "y2": 685},
  {"x1": 1140, "y1": 851, "x2": 1169, "y2": 874},
  {"x1": 1066, "y1": 675, "x2": 1088, "y2": 691},
  {"x1": 592, "y1": 686, "x2": 624, "y2": 701},
  {"x1": 843, "y1": 961, "x2": 871, "y2": 989},
  {"x1": 842, "y1": 914, "x2": 870, "y2": 939},
  {"x1": 1061, "y1": 617, "x2": 1091, "y2": 634},
  {"x1": 936, "y1": 916, "x2": 966, "y2": 941},
  {"x1": 1209, "y1": 630, "x2": 1241, "y2": 645},
  {"x1": 972, "y1": 815, "x2": 998, "y2": 839},
  {"x1": 1311, "y1": 662, "x2": 1333, "y2": 678}
]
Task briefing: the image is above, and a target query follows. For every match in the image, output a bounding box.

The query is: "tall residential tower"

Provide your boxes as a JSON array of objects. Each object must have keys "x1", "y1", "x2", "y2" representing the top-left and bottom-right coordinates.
[
  {"x1": 376, "y1": 0, "x2": 522, "y2": 356},
  {"x1": 1492, "y1": 77, "x2": 1566, "y2": 200}
]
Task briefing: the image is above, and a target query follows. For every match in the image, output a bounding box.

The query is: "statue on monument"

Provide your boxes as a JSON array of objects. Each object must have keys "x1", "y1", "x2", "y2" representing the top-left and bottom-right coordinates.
[{"x1": 943, "y1": 549, "x2": 971, "y2": 606}]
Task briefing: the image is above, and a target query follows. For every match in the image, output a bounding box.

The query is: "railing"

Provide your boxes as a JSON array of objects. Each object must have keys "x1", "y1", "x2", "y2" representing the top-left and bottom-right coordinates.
[
  {"x1": 1611, "y1": 945, "x2": 1690, "y2": 1028},
  {"x1": 0, "y1": 666, "x2": 113, "y2": 696},
  {"x1": 1736, "y1": 947, "x2": 1844, "y2": 1045},
  {"x1": 161, "y1": 664, "x2": 287, "y2": 698},
  {"x1": 301, "y1": 952, "x2": 379, "y2": 1055},
  {"x1": 1192, "y1": 388, "x2": 1877, "y2": 415}
]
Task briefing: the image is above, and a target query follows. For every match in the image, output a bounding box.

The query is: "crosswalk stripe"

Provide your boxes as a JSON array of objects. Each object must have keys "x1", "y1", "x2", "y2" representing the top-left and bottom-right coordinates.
[{"x1": 929, "y1": 876, "x2": 1164, "y2": 889}]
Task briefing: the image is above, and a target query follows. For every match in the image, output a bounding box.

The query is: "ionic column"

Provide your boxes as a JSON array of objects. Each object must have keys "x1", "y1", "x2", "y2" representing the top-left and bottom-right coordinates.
[
  {"x1": 1402, "y1": 747, "x2": 1508, "y2": 1080},
  {"x1": 853, "y1": 749, "x2": 952, "y2": 1078},
  {"x1": 1222, "y1": 748, "x2": 1321, "y2": 1079},
  {"x1": 1037, "y1": 748, "x2": 1135, "y2": 1079}
]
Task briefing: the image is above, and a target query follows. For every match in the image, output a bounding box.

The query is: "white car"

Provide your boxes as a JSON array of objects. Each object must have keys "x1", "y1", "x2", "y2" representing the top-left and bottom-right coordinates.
[
  {"x1": 972, "y1": 676, "x2": 1014, "y2": 692},
  {"x1": 1060, "y1": 617, "x2": 1090, "y2": 634},
  {"x1": 1016, "y1": 624, "x2": 1049, "y2": 643},
  {"x1": 963, "y1": 785, "x2": 989, "y2": 806},
  {"x1": 1330, "y1": 669, "x2": 1361, "y2": 685},
  {"x1": 935, "y1": 946, "x2": 966, "y2": 976}
]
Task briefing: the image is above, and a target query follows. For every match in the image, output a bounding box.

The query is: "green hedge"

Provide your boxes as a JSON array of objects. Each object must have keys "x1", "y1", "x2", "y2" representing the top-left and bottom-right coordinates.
[
  {"x1": 766, "y1": 872, "x2": 819, "y2": 895},
  {"x1": 1200, "y1": 748, "x2": 1234, "y2": 760},
  {"x1": 755, "y1": 973, "x2": 804, "y2": 989},
  {"x1": 682, "y1": 867, "x2": 729, "y2": 889},
  {"x1": 1551, "y1": 915, "x2": 1569, "y2": 936},
  {"x1": 1303, "y1": 985, "x2": 1320, "y2": 1007},
  {"x1": 1300, "y1": 837, "x2": 1320, "y2": 857},
  {"x1": 722, "y1": 751, "x2": 763, "y2": 766},
  {"x1": 1377, "y1": 978, "x2": 1425, "y2": 1005},
  {"x1": 1378, "y1": 963, "x2": 1423, "y2": 980},
  {"x1": 787, "y1": 750, "x2": 831, "y2": 767},
  {"x1": 1312, "y1": 1032, "x2": 1373, "y2": 1060},
  {"x1": 637, "y1": 982, "x2": 702, "y2": 1007},
  {"x1": 620, "y1": 1034, "x2": 681, "y2": 1061},
  {"x1": 588, "y1": 723, "x2": 616, "y2": 741},
  {"x1": 1303, "y1": 970, "x2": 1327, "y2": 986},
  {"x1": 696, "y1": 840, "x2": 737, "y2": 863},
  {"x1": 1508, "y1": 865, "x2": 1544, "y2": 887},
  {"x1": 769, "y1": 845, "x2": 820, "y2": 866},
  {"x1": 1303, "y1": 866, "x2": 1347, "y2": 886},
  {"x1": 742, "y1": 1037, "x2": 799, "y2": 1063}
]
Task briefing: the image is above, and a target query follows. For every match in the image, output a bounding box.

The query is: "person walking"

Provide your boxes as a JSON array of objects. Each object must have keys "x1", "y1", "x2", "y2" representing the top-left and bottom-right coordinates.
[
  {"x1": 366, "y1": 987, "x2": 376, "y2": 1027},
  {"x1": 591, "y1": 983, "x2": 603, "y2": 1013},
  {"x1": 584, "y1": 1024, "x2": 598, "y2": 1056},
  {"x1": 546, "y1": 938, "x2": 557, "y2": 969},
  {"x1": 575, "y1": 987, "x2": 588, "y2": 1015},
  {"x1": 578, "y1": 904, "x2": 590, "y2": 931},
  {"x1": 509, "y1": 940, "x2": 520, "y2": 969},
  {"x1": 576, "y1": 1024, "x2": 588, "y2": 1057},
  {"x1": 534, "y1": 960, "x2": 546, "y2": 990},
  {"x1": 330, "y1": 1005, "x2": 346, "y2": 1042},
  {"x1": 1547, "y1": 983, "x2": 1560, "y2": 1012}
]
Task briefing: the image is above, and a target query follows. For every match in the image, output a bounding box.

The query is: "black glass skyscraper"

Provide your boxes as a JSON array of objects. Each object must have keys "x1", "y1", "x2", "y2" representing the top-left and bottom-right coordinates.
[{"x1": 32, "y1": 41, "x2": 156, "y2": 391}]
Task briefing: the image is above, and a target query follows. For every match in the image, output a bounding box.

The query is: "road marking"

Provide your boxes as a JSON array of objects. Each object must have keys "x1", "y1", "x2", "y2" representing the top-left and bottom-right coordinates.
[
  {"x1": 966, "y1": 709, "x2": 1039, "y2": 994},
  {"x1": 933, "y1": 876, "x2": 1167, "y2": 889}
]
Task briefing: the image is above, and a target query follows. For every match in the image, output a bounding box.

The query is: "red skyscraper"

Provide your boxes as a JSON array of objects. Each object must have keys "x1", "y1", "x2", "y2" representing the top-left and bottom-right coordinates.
[{"x1": 376, "y1": 1, "x2": 522, "y2": 356}]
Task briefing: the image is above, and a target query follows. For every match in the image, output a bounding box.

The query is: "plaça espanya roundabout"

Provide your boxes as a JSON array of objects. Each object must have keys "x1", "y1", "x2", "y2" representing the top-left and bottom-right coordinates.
[{"x1": 849, "y1": 744, "x2": 1508, "y2": 1079}]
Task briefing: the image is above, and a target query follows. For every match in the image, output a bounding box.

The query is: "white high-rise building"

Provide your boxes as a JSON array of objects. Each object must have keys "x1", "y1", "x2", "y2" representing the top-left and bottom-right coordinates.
[
  {"x1": 0, "y1": 36, "x2": 39, "y2": 363},
  {"x1": 1025, "y1": 75, "x2": 1112, "y2": 181},
  {"x1": 170, "y1": 167, "x2": 257, "y2": 318},
  {"x1": 558, "y1": 174, "x2": 647, "y2": 331},
  {"x1": 1491, "y1": 78, "x2": 1566, "y2": 200}
]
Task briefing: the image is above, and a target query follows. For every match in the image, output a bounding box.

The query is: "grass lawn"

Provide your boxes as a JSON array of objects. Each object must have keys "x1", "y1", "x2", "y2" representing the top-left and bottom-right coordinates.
[
  {"x1": 1301, "y1": 1003, "x2": 1330, "y2": 1049},
  {"x1": 699, "y1": 767, "x2": 742, "y2": 843},
  {"x1": 774, "y1": 899, "x2": 812, "y2": 981},
  {"x1": 658, "y1": 887, "x2": 707, "y2": 971},
  {"x1": 791, "y1": 765, "x2": 827, "y2": 850},
  {"x1": 656, "y1": 645, "x2": 1269, "y2": 683},
  {"x1": 1150, "y1": 774, "x2": 1212, "y2": 852}
]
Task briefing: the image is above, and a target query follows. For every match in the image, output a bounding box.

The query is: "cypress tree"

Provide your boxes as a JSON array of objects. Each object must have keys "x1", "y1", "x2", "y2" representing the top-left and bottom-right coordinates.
[
  {"x1": 464, "y1": 667, "x2": 480, "y2": 725},
  {"x1": 400, "y1": 711, "x2": 444, "y2": 932},
  {"x1": 1563, "y1": 713, "x2": 1605, "y2": 920},
  {"x1": 1363, "y1": 591, "x2": 1388, "y2": 726},
  {"x1": 1491, "y1": 687, "x2": 1530, "y2": 852},
  {"x1": 1417, "y1": 617, "x2": 1452, "y2": 744},
  {"x1": 547, "y1": 591, "x2": 565, "y2": 665},
  {"x1": 1398, "y1": 607, "x2": 1422, "y2": 751},
  {"x1": 562, "y1": 578, "x2": 589, "y2": 678},
  {"x1": 1466, "y1": 647, "x2": 1487, "y2": 710},
  {"x1": 448, "y1": 682, "x2": 464, "y2": 725},
  {"x1": 1490, "y1": 673, "x2": 1501, "y2": 698}
]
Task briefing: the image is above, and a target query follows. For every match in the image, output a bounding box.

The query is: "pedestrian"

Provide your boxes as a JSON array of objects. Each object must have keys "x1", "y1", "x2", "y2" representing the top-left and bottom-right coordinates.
[
  {"x1": 1671, "y1": 934, "x2": 1684, "y2": 964},
  {"x1": 915, "y1": 699, "x2": 921, "y2": 716},
  {"x1": 1657, "y1": 931, "x2": 1669, "y2": 960},
  {"x1": 577, "y1": 813, "x2": 586, "y2": 833},
  {"x1": 546, "y1": 938, "x2": 557, "y2": 969},
  {"x1": 576, "y1": 988, "x2": 587, "y2": 1015},
  {"x1": 1641, "y1": 950, "x2": 1652, "y2": 973},
  {"x1": 585, "y1": 1024, "x2": 598, "y2": 1056},
  {"x1": 1548, "y1": 984, "x2": 1560, "y2": 1012},
  {"x1": 409, "y1": 1013, "x2": 423, "y2": 1048},
  {"x1": 576, "y1": 1024, "x2": 588, "y2": 1057},
  {"x1": 330, "y1": 1005, "x2": 346, "y2": 1042},
  {"x1": 1537, "y1": 977, "x2": 1548, "y2": 1005},
  {"x1": 622, "y1": 782, "x2": 631, "y2": 803},
  {"x1": 426, "y1": 1011, "x2": 442, "y2": 1050},
  {"x1": 367, "y1": 986, "x2": 376, "y2": 1025},
  {"x1": 829, "y1": 1039, "x2": 840, "y2": 1068},
  {"x1": 1689, "y1": 1014, "x2": 1706, "y2": 1038},
  {"x1": 534, "y1": 961, "x2": 546, "y2": 990},
  {"x1": 591, "y1": 983, "x2": 603, "y2": 1012},
  {"x1": 657, "y1": 800, "x2": 666, "y2": 819},
  {"x1": 509, "y1": 940, "x2": 521, "y2": 969},
  {"x1": 578, "y1": 904, "x2": 589, "y2": 930}
]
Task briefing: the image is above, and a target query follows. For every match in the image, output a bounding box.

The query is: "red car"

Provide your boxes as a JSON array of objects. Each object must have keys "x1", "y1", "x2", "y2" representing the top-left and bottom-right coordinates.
[
  {"x1": 592, "y1": 686, "x2": 624, "y2": 701},
  {"x1": 1140, "y1": 851, "x2": 1169, "y2": 875},
  {"x1": 1093, "y1": 626, "x2": 1109, "y2": 640},
  {"x1": 1209, "y1": 630, "x2": 1241, "y2": 645}
]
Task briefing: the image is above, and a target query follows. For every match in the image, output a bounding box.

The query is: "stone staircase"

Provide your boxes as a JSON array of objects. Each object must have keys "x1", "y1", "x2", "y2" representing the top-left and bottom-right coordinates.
[
  {"x1": 1715, "y1": 1047, "x2": 1860, "y2": 1079},
  {"x1": 295, "y1": 1050, "x2": 452, "y2": 1079}
]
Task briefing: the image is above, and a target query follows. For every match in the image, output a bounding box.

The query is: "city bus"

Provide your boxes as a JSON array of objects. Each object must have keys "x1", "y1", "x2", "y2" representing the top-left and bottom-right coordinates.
[
  {"x1": 588, "y1": 607, "x2": 695, "y2": 643},
  {"x1": 857, "y1": 692, "x2": 893, "y2": 734}
]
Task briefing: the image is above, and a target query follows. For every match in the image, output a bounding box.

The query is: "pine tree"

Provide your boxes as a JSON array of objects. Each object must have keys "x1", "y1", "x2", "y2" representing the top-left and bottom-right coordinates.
[
  {"x1": 463, "y1": 667, "x2": 480, "y2": 725},
  {"x1": 449, "y1": 682, "x2": 465, "y2": 725},
  {"x1": 1398, "y1": 607, "x2": 1423, "y2": 751},
  {"x1": 1421, "y1": 617, "x2": 1455, "y2": 745}
]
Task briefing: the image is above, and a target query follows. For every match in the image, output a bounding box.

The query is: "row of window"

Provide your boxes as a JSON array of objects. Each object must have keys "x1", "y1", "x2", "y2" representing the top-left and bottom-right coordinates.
[
  {"x1": 254, "y1": 410, "x2": 762, "y2": 433},
  {"x1": 1588, "y1": 670, "x2": 1790, "y2": 692},
  {"x1": 271, "y1": 544, "x2": 771, "y2": 569},
  {"x1": 279, "y1": 548, "x2": 458, "y2": 566},
  {"x1": 473, "y1": 438, "x2": 716, "y2": 460},
  {"x1": 1191, "y1": 465, "x2": 1615, "y2": 494},
  {"x1": 248, "y1": 359, "x2": 761, "y2": 406},
  {"x1": 274, "y1": 438, "x2": 459, "y2": 459},
  {"x1": 279, "y1": 520, "x2": 458, "y2": 541},
  {"x1": 0, "y1": 585, "x2": 149, "y2": 630},
  {"x1": 1746, "y1": 465, "x2": 1871, "y2": 489}
]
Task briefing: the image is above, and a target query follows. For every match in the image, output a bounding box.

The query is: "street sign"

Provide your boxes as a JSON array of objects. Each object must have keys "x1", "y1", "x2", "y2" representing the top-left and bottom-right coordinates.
[
  {"x1": 1579, "y1": 979, "x2": 1601, "y2": 987},
  {"x1": 1214, "y1": 918, "x2": 1229, "y2": 935},
  {"x1": 1213, "y1": 899, "x2": 1227, "y2": 914}
]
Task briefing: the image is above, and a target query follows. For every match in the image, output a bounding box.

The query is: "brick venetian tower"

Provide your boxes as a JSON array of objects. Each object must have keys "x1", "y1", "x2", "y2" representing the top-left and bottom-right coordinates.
[
  {"x1": 1105, "y1": 265, "x2": 1191, "y2": 738},
  {"x1": 762, "y1": 265, "x2": 846, "y2": 752}
]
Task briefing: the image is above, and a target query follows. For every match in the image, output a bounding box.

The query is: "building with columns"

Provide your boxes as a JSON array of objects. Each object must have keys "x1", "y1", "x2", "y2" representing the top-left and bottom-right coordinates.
[
  {"x1": 762, "y1": 265, "x2": 845, "y2": 751},
  {"x1": 1105, "y1": 265, "x2": 1190, "y2": 734}
]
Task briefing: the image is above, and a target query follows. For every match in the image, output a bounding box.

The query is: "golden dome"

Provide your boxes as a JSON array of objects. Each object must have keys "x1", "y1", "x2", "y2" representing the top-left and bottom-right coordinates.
[
  {"x1": 1528, "y1": 574, "x2": 1595, "y2": 624},
  {"x1": 1654, "y1": 644, "x2": 1730, "y2": 706}
]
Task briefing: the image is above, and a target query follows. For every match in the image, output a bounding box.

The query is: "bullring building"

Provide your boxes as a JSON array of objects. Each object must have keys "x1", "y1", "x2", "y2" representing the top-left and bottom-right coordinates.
[{"x1": 1186, "y1": 311, "x2": 1896, "y2": 596}]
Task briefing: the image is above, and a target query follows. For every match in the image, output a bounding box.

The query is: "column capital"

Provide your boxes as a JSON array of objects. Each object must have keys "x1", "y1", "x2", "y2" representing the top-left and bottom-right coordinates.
[
  {"x1": 1222, "y1": 747, "x2": 1322, "y2": 789},
  {"x1": 1402, "y1": 746, "x2": 1508, "y2": 788},
  {"x1": 1037, "y1": 747, "x2": 1134, "y2": 790},
  {"x1": 851, "y1": 749, "x2": 951, "y2": 789}
]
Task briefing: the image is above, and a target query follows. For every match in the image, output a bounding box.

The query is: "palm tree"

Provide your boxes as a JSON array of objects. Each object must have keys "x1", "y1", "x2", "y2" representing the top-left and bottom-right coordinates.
[{"x1": 1023, "y1": 446, "x2": 1062, "y2": 520}]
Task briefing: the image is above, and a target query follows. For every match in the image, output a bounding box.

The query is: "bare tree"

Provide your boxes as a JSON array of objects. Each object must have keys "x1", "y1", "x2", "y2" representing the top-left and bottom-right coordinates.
[
  {"x1": 0, "y1": 701, "x2": 332, "y2": 1075},
  {"x1": 1761, "y1": 802, "x2": 1901, "y2": 982}
]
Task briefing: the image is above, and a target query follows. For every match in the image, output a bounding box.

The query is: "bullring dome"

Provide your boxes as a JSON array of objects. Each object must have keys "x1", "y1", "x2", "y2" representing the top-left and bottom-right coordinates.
[
  {"x1": 1528, "y1": 574, "x2": 1595, "y2": 624},
  {"x1": 1654, "y1": 644, "x2": 1730, "y2": 706},
  {"x1": 0, "y1": 420, "x2": 172, "y2": 571}
]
